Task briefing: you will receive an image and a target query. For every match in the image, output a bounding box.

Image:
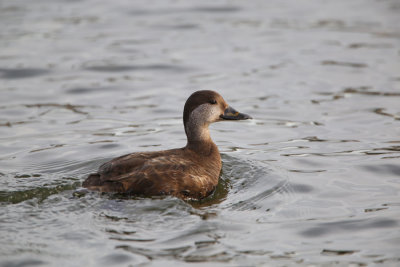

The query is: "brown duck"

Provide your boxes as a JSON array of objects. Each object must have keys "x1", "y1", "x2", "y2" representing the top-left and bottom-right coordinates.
[{"x1": 82, "y1": 90, "x2": 251, "y2": 200}]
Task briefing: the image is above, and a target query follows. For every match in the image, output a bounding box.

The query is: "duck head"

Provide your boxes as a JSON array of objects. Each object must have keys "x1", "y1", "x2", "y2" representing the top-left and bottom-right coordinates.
[{"x1": 183, "y1": 90, "x2": 252, "y2": 143}]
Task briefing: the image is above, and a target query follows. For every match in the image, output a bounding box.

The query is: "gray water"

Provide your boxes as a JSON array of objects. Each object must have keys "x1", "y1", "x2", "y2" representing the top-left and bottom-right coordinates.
[{"x1": 1, "y1": 0, "x2": 400, "y2": 266}]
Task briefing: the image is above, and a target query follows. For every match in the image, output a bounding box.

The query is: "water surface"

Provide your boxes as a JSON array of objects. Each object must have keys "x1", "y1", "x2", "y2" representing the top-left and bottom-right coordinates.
[{"x1": 1, "y1": 0, "x2": 400, "y2": 266}]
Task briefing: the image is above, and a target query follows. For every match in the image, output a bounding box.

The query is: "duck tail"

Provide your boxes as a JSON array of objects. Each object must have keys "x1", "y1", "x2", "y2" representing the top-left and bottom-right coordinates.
[{"x1": 82, "y1": 173, "x2": 101, "y2": 188}]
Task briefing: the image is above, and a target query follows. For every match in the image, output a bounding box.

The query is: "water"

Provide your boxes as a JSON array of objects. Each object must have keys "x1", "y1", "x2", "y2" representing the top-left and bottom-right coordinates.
[{"x1": 1, "y1": 0, "x2": 399, "y2": 266}]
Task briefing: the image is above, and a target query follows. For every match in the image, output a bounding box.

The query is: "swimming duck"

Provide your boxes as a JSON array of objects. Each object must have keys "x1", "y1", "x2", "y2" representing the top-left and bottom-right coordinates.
[{"x1": 82, "y1": 90, "x2": 251, "y2": 200}]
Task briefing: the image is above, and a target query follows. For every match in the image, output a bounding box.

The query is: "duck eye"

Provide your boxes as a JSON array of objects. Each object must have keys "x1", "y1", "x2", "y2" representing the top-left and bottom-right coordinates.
[{"x1": 209, "y1": 99, "x2": 217, "y2": 105}]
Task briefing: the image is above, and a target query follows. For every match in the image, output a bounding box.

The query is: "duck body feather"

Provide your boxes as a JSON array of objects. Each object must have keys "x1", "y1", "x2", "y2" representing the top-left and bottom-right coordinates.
[{"x1": 83, "y1": 142, "x2": 221, "y2": 200}]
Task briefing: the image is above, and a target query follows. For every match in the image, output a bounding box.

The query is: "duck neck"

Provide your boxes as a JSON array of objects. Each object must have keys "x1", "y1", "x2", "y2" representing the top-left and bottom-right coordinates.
[{"x1": 185, "y1": 120, "x2": 218, "y2": 156}]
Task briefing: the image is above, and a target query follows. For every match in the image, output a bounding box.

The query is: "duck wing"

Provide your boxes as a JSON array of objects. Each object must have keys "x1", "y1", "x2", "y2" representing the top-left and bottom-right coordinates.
[
  {"x1": 83, "y1": 149, "x2": 213, "y2": 198},
  {"x1": 97, "y1": 150, "x2": 169, "y2": 179}
]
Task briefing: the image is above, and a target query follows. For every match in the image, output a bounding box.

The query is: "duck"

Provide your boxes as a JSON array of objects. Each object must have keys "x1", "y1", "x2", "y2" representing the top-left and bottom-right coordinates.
[{"x1": 82, "y1": 90, "x2": 251, "y2": 200}]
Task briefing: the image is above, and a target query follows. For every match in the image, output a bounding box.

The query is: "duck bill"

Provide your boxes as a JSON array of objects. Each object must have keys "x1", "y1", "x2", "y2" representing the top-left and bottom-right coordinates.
[{"x1": 220, "y1": 106, "x2": 252, "y2": 120}]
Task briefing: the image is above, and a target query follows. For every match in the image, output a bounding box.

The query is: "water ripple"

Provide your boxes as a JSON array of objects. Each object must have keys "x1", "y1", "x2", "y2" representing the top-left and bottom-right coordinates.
[{"x1": 0, "y1": 68, "x2": 50, "y2": 79}]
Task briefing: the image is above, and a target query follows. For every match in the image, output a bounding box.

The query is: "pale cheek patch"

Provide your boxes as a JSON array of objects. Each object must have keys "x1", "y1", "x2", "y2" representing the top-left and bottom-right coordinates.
[{"x1": 190, "y1": 104, "x2": 221, "y2": 124}]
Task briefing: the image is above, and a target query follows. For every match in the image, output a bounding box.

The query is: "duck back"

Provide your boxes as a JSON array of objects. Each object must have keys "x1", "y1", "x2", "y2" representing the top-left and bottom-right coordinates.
[{"x1": 82, "y1": 145, "x2": 221, "y2": 200}]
